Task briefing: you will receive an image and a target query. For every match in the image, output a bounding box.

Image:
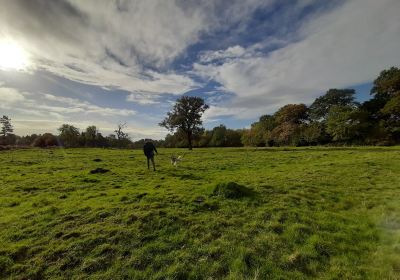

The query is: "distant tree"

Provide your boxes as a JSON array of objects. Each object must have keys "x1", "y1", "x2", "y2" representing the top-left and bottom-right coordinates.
[
  {"x1": 0, "y1": 115, "x2": 13, "y2": 137},
  {"x1": 241, "y1": 129, "x2": 256, "y2": 147},
  {"x1": 85, "y1": 125, "x2": 98, "y2": 147},
  {"x1": 18, "y1": 134, "x2": 38, "y2": 146},
  {"x1": 95, "y1": 132, "x2": 108, "y2": 147},
  {"x1": 326, "y1": 105, "x2": 363, "y2": 142},
  {"x1": 114, "y1": 122, "x2": 129, "y2": 140},
  {"x1": 381, "y1": 94, "x2": 400, "y2": 120},
  {"x1": 270, "y1": 122, "x2": 301, "y2": 146},
  {"x1": 225, "y1": 129, "x2": 243, "y2": 147},
  {"x1": 241, "y1": 126, "x2": 267, "y2": 147},
  {"x1": 58, "y1": 124, "x2": 80, "y2": 147},
  {"x1": 259, "y1": 114, "x2": 276, "y2": 130},
  {"x1": 275, "y1": 104, "x2": 308, "y2": 124},
  {"x1": 371, "y1": 67, "x2": 400, "y2": 98},
  {"x1": 198, "y1": 130, "x2": 212, "y2": 147},
  {"x1": 106, "y1": 134, "x2": 117, "y2": 147},
  {"x1": 265, "y1": 104, "x2": 308, "y2": 146},
  {"x1": 309, "y1": 89, "x2": 357, "y2": 121},
  {"x1": 209, "y1": 124, "x2": 227, "y2": 147},
  {"x1": 299, "y1": 122, "x2": 328, "y2": 145},
  {"x1": 380, "y1": 94, "x2": 400, "y2": 142},
  {"x1": 250, "y1": 122, "x2": 268, "y2": 146},
  {"x1": 164, "y1": 133, "x2": 178, "y2": 148},
  {"x1": 32, "y1": 133, "x2": 59, "y2": 147},
  {"x1": 360, "y1": 67, "x2": 400, "y2": 144},
  {"x1": 113, "y1": 123, "x2": 132, "y2": 148},
  {"x1": 159, "y1": 96, "x2": 209, "y2": 150}
]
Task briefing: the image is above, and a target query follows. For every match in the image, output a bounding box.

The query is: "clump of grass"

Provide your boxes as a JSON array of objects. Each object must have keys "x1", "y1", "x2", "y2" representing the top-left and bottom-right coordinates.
[
  {"x1": 212, "y1": 182, "x2": 254, "y2": 199},
  {"x1": 0, "y1": 256, "x2": 13, "y2": 276}
]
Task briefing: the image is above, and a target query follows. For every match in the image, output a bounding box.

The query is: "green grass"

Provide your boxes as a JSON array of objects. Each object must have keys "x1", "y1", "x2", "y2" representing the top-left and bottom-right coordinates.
[{"x1": 0, "y1": 147, "x2": 400, "y2": 279}]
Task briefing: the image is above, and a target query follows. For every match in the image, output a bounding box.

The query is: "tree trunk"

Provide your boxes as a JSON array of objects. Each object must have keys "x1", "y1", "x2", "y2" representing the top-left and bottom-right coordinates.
[{"x1": 187, "y1": 132, "x2": 193, "y2": 150}]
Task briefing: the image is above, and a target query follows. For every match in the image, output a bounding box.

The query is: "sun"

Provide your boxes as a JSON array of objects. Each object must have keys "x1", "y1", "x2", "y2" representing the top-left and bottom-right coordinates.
[{"x1": 0, "y1": 40, "x2": 30, "y2": 70}]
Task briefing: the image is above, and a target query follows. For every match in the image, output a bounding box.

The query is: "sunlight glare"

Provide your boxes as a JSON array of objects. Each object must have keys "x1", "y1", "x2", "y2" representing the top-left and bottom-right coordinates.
[{"x1": 0, "y1": 40, "x2": 30, "y2": 70}]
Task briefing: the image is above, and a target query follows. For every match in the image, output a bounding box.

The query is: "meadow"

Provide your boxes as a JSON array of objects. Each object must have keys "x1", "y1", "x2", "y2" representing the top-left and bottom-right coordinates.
[{"x1": 0, "y1": 147, "x2": 399, "y2": 279}]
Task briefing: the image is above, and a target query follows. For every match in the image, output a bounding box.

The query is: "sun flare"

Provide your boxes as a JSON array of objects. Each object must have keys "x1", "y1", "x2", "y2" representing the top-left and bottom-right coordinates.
[{"x1": 0, "y1": 40, "x2": 30, "y2": 70}]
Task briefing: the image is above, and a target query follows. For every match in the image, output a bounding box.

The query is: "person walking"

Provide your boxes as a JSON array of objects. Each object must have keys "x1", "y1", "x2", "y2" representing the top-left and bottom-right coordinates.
[{"x1": 143, "y1": 140, "x2": 158, "y2": 171}]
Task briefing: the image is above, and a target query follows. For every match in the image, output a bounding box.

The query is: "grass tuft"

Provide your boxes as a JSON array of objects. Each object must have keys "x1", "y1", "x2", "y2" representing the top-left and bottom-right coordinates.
[{"x1": 212, "y1": 182, "x2": 254, "y2": 199}]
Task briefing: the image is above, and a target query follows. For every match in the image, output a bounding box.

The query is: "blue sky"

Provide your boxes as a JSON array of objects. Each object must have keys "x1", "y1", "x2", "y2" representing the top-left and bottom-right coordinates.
[{"x1": 0, "y1": 0, "x2": 399, "y2": 139}]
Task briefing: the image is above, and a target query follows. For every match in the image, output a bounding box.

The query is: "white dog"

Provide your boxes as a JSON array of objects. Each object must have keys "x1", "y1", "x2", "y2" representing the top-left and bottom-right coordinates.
[{"x1": 170, "y1": 155, "x2": 183, "y2": 166}]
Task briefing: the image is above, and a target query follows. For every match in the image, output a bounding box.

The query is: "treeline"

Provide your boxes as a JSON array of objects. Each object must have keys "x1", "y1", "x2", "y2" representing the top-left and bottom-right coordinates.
[
  {"x1": 164, "y1": 125, "x2": 244, "y2": 148},
  {"x1": 0, "y1": 120, "x2": 164, "y2": 149},
  {"x1": 164, "y1": 67, "x2": 400, "y2": 147},
  {"x1": 1, "y1": 66, "x2": 399, "y2": 148}
]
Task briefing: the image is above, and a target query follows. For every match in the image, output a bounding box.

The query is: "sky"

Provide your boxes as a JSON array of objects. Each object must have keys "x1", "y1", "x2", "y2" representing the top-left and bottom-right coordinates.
[{"x1": 0, "y1": 0, "x2": 399, "y2": 140}]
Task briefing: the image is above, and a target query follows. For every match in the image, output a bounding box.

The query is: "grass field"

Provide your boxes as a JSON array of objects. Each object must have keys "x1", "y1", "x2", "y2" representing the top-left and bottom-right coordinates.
[{"x1": 1, "y1": 147, "x2": 400, "y2": 279}]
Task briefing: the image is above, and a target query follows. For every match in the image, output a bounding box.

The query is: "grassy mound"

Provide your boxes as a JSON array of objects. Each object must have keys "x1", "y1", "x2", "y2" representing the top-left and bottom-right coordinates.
[{"x1": 212, "y1": 182, "x2": 254, "y2": 199}]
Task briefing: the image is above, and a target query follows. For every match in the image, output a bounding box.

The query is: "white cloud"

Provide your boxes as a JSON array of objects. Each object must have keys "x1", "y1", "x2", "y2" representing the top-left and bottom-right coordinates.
[
  {"x1": 199, "y1": 45, "x2": 246, "y2": 63},
  {"x1": 194, "y1": 0, "x2": 400, "y2": 119},
  {"x1": 0, "y1": 0, "x2": 273, "y2": 96},
  {"x1": 0, "y1": 87, "x2": 26, "y2": 103},
  {"x1": 0, "y1": 86, "x2": 137, "y2": 134},
  {"x1": 38, "y1": 92, "x2": 136, "y2": 116},
  {"x1": 127, "y1": 92, "x2": 161, "y2": 105}
]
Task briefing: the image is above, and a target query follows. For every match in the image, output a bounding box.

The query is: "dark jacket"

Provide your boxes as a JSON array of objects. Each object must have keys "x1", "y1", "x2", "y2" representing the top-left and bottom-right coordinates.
[{"x1": 143, "y1": 142, "x2": 157, "y2": 157}]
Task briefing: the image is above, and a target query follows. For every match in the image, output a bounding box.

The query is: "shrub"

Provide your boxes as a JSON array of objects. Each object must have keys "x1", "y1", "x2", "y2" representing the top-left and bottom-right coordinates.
[{"x1": 212, "y1": 182, "x2": 254, "y2": 199}]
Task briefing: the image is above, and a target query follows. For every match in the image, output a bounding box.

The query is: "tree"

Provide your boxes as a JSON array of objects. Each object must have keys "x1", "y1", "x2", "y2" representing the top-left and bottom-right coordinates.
[
  {"x1": 270, "y1": 122, "x2": 301, "y2": 146},
  {"x1": 95, "y1": 132, "x2": 108, "y2": 147},
  {"x1": 113, "y1": 123, "x2": 131, "y2": 148},
  {"x1": 267, "y1": 104, "x2": 308, "y2": 146},
  {"x1": 309, "y1": 89, "x2": 357, "y2": 121},
  {"x1": 114, "y1": 123, "x2": 128, "y2": 140},
  {"x1": 58, "y1": 124, "x2": 80, "y2": 147},
  {"x1": 241, "y1": 129, "x2": 259, "y2": 147},
  {"x1": 198, "y1": 130, "x2": 212, "y2": 147},
  {"x1": 326, "y1": 105, "x2": 366, "y2": 142},
  {"x1": 380, "y1": 94, "x2": 400, "y2": 142},
  {"x1": 371, "y1": 67, "x2": 400, "y2": 98},
  {"x1": 19, "y1": 134, "x2": 38, "y2": 146},
  {"x1": 0, "y1": 115, "x2": 13, "y2": 137},
  {"x1": 275, "y1": 104, "x2": 308, "y2": 124},
  {"x1": 259, "y1": 114, "x2": 276, "y2": 131},
  {"x1": 32, "y1": 133, "x2": 59, "y2": 147},
  {"x1": 159, "y1": 96, "x2": 209, "y2": 150},
  {"x1": 299, "y1": 122, "x2": 328, "y2": 145},
  {"x1": 364, "y1": 67, "x2": 400, "y2": 144},
  {"x1": 225, "y1": 129, "x2": 243, "y2": 147},
  {"x1": 209, "y1": 124, "x2": 227, "y2": 147},
  {"x1": 106, "y1": 134, "x2": 118, "y2": 147},
  {"x1": 85, "y1": 125, "x2": 98, "y2": 147}
]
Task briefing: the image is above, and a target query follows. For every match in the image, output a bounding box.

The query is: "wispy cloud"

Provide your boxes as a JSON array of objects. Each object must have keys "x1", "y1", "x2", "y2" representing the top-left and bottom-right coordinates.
[
  {"x1": 0, "y1": 85, "x2": 136, "y2": 127},
  {"x1": 127, "y1": 92, "x2": 161, "y2": 105},
  {"x1": 194, "y1": 0, "x2": 400, "y2": 119},
  {"x1": 0, "y1": 0, "x2": 274, "y2": 96},
  {"x1": 0, "y1": 0, "x2": 399, "y2": 135}
]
